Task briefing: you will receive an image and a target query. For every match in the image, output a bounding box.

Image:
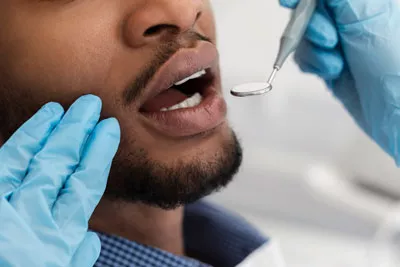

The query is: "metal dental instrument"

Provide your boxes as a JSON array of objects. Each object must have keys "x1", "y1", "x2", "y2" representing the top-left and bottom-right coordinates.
[{"x1": 231, "y1": 0, "x2": 317, "y2": 97}]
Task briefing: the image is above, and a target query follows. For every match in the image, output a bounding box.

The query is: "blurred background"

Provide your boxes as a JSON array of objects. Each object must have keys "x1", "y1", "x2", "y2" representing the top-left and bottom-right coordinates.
[{"x1": 207, "y1": 0, "x2": 400, "y2": 266}]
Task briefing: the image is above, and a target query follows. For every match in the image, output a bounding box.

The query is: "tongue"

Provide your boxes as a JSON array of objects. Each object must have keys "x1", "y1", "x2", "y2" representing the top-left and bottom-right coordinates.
[{"x1": 141, "y1": 88, "x2": 189, "y2": 112}]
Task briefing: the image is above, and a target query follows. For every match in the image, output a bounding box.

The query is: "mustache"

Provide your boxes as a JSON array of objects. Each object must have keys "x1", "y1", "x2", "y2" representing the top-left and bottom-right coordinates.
[{"x1": 123, "y1": 31, "x2": 212, "y2": 105}]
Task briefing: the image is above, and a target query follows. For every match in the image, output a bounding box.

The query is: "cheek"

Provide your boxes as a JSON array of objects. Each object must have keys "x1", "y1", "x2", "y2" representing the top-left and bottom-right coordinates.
[{"x1": 2, "y1": 4, "x2": 123, "y2": 102}]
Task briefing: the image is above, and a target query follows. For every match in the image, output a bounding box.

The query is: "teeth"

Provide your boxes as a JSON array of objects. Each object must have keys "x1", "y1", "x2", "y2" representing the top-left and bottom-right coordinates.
[
  {"x1": 160, "y1": 93, "x2": 203, "y2": 112},
  {"x1": 174, "y1": 70, "x2": 206, "y2": 86}
]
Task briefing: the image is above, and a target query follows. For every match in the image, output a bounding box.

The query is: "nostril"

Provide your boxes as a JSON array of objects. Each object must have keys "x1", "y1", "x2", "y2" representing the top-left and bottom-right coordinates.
[
  {"x1": 144, "y1": 25, "x2": 164, "y2": 36},
  {"x1": 195, "y1": 12, "x2": 202, "y2": 21},
  {"x1": 144, "y1": 24, "x2": 179, "y2": 37}
]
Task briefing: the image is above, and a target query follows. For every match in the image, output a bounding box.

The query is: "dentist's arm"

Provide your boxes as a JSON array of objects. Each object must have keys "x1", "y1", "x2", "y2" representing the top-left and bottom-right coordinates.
[
  {"x1": 0, "y1": 95, "x2": 120, "y2": 266},
  {"x1": 280, "y1": 0, "x2": 400, "y2": 165}
]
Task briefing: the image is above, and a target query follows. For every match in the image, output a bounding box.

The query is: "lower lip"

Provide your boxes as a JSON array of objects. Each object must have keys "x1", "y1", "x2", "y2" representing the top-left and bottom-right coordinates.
[{"x1": 139, "y1": 87, "x2": 227, "y2": 138}]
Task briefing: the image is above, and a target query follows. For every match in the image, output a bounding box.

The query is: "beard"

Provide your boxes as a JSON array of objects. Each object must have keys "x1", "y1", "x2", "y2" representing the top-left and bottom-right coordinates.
[{"x1": 106, "y1": 131, "x2": 242, "y2": 210}]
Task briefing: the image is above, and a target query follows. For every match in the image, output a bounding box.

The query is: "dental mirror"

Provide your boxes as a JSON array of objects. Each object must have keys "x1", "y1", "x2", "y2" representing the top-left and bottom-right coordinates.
[
  {"x1": 230, "y1": 83, "x2": 272, "y2": 97},
  {"x1": 230, "y1": 0, "x2": 317, "y2": 98},
  {"x1": 230, "y1": 68, "x2": 277, "y2": 97}
]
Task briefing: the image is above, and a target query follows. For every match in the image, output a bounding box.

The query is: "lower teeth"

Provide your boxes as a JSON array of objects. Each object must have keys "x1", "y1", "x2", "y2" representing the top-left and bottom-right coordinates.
[{"x1": 160, "y1": 93, "x2": 203, "y2": 111}]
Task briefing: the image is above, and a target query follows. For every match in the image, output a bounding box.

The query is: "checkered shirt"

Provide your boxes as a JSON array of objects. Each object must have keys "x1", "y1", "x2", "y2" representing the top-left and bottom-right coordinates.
[{"x1": 94, "y1": 200, "x2": 268, "y2": 267}]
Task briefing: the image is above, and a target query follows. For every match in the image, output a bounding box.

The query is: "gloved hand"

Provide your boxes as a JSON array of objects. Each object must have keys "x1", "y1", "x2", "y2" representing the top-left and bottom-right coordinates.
[
  {"x1": 279, "y1": 0, "x2": 400, "y2": 165},
  {"x1": 0, "y1": 95, "x2": 120, "y2": 266}
]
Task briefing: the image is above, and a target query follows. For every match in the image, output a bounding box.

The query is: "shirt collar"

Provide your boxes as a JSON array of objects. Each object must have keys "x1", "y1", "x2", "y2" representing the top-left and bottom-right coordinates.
[
  {"x1": 96, "y1": 232, "x2": 210, "y2": 267},
  {"x1": 94, "y1": 200, "x2": 268, "y2": 267}
]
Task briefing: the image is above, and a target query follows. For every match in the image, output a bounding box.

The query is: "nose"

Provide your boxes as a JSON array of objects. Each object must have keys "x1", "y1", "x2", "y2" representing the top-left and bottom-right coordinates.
[{"x1": 124, "y1": 0, "x2": 203, "y2": 48}]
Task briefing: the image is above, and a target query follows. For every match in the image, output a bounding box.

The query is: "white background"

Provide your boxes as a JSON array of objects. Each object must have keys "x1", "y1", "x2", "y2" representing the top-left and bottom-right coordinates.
[{"x1": 208, "y1": 0, "x2": 400, "y2": 266}]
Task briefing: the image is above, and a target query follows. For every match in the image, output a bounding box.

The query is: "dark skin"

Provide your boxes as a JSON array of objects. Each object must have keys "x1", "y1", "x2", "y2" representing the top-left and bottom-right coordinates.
[{"x1": 0, "y1": 0, "x2": 242, "y2": 258}]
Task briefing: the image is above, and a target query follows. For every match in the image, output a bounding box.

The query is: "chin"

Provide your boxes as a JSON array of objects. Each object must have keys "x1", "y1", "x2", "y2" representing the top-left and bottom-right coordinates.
[{"x1": 104, "y1": 125, "x2": 242, "y2": 210}]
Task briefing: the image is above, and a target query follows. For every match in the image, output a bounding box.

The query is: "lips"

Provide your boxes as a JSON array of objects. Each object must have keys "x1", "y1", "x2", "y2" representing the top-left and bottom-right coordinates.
[{"x1": 138, "y1": 42, "x2": 227, "y2": 138}]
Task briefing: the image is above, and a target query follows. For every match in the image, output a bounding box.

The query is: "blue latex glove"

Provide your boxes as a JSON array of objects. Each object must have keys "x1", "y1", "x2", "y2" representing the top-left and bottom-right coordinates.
[
  {"x1": 0, "y1": 95, "x2": 120, "y2": 266},
  {"x1": 279, "y1": 0, "x2": 400, "y2": 165}
]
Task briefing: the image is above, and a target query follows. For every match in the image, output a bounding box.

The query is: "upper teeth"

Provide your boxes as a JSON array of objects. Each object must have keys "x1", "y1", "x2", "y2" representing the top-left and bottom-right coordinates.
[
  {"x1": 160, "y1": 93, "x2": 203, "y2": 111},
  {"x1": 174, "y1": 70, "x2": 206, "y2": 86}
]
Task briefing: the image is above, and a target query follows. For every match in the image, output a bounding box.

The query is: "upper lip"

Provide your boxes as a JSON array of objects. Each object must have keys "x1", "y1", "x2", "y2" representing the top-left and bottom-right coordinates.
[{"x1": 138, "y1": 42, "x2": 219, "y2": 108}]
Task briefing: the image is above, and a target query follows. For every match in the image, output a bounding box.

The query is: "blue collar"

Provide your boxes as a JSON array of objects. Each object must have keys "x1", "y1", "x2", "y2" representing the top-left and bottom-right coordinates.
[{"x1": 94, "y1": 200, "x2": 268, "y2": 267}]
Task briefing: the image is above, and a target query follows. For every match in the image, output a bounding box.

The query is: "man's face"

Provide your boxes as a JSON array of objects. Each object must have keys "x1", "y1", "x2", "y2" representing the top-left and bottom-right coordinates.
[{"x1": 0, "y1": 0, "x2": 242, "y2": 209}]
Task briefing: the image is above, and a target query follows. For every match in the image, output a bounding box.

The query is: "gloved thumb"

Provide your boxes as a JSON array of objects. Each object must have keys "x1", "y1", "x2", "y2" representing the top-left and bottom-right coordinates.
[{"x1": 279, "y1": 0, "x2": 392, "y2": 25}]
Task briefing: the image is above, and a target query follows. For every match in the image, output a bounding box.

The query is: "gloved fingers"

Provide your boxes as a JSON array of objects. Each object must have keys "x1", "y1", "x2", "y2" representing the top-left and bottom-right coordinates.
[
  {"x1": 294, "y1": 39, "x2": 344, "y2": 80},
  {"x1": 0, "y1": 103, "x2": 64, "y2": 197},
  {"x1": 279, "y1": 0, "x2": 338, "y2": 49},
  {"x1": 69, "y1": 232, "x2": 101, "y2": 267},
  {"x1": 305, "y1": 10, "x2": 338, "y2": 49},
  {"x1": 9, "y1": 95, "x2": 102, "y2": 224},
  {"x1": 279, "y1": 0, "x2": 298, "y2": 9},
  {"x1": 52, "y1": 118, "x2": 120, "y2": 240}
]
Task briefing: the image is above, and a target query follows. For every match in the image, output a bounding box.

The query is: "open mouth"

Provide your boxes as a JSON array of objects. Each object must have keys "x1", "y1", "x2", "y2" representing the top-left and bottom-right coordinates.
[
  {"x1": 136, "y1": 42, "x2": 227, "y2": 138},
  {"x1": 140, "y1": 68, "x2": 213, "y2": 113}
]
